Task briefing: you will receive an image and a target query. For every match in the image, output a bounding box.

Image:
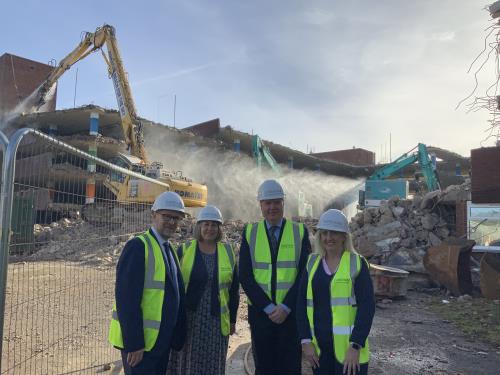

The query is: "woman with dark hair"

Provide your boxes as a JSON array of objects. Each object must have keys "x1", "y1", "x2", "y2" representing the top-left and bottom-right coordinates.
[
  {"x1": 167, "y1": 205, "x2": 239, "y2": 375},
  {"x1": 297, "y1": 209, "x2": 375, "y2": 375}
]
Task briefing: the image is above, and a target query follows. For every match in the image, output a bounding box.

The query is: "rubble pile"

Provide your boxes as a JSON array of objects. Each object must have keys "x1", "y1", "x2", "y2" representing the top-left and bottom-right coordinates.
[
  {"x1": 29, "y1": 218, "x2": 131, "y2": 266},
  {"x1": 350, "y1": 181, "x2": 470, "y2": 273},
  {"x1": 21, "y1": 180, "x2": 470, "y2": 271},
  {"x1": 25, "y1": 215, "x2": 247, "y2": 266}
]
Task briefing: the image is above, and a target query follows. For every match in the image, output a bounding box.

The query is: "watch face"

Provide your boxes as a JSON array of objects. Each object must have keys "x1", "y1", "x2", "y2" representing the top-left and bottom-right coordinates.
[{"x1": 351, "y1": 343, "x2": 361, "y2": 350}]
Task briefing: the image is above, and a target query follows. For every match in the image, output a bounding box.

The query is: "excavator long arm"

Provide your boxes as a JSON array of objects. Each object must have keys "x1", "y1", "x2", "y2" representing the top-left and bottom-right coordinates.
[
  {"x1": 33, "y1": 25, "x2": 147, "y2": 162},
  {"x1": 34, "y1": 33, "x2": 99, "y2": 110},
  {"x1": 368, "y1": 143, "x2": 441, "y2": 192},
  {"x1": 252, "y1": 135, "x2": 282, "y2": 175},
  {"x1": 368, "y1": 152, "x2": 418, "y2": 181},
  {"x1": 417, "y1": 143, "x2": 441, "y2": 191}
]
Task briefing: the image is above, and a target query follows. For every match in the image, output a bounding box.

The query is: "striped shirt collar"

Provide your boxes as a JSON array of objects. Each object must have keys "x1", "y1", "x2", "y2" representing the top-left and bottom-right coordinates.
[
  {"x1": 150, "y1": 227, "x2": 169, "y2": 250},
  {"x1": 265, "y1": 218, "x2": 284, "y2": 231}
]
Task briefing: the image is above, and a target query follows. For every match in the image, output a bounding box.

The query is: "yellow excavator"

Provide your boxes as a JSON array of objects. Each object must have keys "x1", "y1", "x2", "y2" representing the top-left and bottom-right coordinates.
[{"x1": 30, "y1": 24, "x2": 207, "y2": 223}]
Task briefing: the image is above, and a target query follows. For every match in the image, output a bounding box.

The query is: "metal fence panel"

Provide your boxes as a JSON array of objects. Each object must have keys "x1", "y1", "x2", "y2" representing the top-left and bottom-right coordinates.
[
  {"x1": 0, "y1": 129, "x2": 166, "y2": 374},
  {"x1": 0, "y1": 130, "x2": 10, "y2": 373}
]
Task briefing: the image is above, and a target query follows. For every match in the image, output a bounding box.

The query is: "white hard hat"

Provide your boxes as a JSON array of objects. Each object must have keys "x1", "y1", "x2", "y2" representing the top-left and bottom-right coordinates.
[
  {"x1": 197, "y1": 205, "x2": 223, "y2": 223},
  {"x1": 317, "y1": 209, "x2": 350, "y2": 233},
  {"x1": 257, "y1": 179, "x2": 285, "y2": 201},
  {"x1": 151, "y1": 191, "x2": 185, "y2": 213}
]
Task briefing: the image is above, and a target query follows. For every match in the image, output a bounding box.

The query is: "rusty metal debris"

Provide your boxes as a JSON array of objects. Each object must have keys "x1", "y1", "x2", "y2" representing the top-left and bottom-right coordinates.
[
  {"x1": 369, "y1": 264, "x2": 409, "y2": 298},
  {"x1": 423, "y1": 238, "x2": 475, "y2": 296},
  {"x1": 480, "y1": 253, "x2": 500, "y2": 299}
]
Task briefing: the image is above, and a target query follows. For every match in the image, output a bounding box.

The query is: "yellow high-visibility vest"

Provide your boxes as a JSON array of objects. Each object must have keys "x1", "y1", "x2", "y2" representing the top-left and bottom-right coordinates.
[
  {"x1": 245, "y1": 220, "x2": 304, "y2": 304},
  {"x1": 108, "y1": 230, "x2": 179, "y2": 351},
  {"x1": 179, "y1": 240, "x2": 235, "y2": 336},
  {"x1": 305, "y1": 252, "x2": 370, "y2": 363}
]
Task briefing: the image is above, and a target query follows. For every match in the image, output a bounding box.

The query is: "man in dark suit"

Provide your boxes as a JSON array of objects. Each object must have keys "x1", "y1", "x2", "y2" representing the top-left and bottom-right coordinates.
[
  {"x1": 239, "y1": 179, "x2": 311, "y2": 375},
  {"x1": 108, "y1": 191, "x2": 186, "y2": 375}
]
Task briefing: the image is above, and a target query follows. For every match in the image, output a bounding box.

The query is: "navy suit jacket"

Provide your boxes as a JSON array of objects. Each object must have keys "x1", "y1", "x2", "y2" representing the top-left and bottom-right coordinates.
[
  {"x1": 114, "y1": 228, "x2": 186, "y2": 353},
  {"x1": 239, "y1": 218, "x2": 311, "y2": 313}
]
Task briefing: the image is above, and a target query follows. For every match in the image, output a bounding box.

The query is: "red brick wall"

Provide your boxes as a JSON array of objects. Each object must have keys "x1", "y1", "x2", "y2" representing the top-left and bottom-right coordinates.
[
  {"x1": 0, "y1": 53, "x2": 56, "y2": 115},
  {"x1": 471, "y1": 146, "x2": 500, "y2": 203},
  {"x1": 311, "y1": 148, "x2": 375, "y2": 166}
]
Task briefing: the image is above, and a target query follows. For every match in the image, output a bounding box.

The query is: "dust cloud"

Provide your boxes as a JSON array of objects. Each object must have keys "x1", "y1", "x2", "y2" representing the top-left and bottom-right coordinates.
[
  {"x1": 145, "y1": 127, "x2": 363, "y2": 222},
  {"x1": 0, "y1": 83, "x2": 56, "y2": 132}
]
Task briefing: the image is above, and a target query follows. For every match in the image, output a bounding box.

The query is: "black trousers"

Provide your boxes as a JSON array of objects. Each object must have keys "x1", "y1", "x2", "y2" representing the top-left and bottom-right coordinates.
[
  {"x1": 121, "y1": 349, "x2": 170, "y2": 375},
  {"x1": 311, "y1": 337, "x2": 368, "y2": 375},
  {"x1": 248, "y1": 305, "x2": 301, "y2": 375}
]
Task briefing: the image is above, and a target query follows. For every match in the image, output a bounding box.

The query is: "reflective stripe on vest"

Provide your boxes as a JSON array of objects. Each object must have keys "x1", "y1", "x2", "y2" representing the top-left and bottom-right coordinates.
[
  {"x1": 108, "y1": 230, "x2": 166, "y2": 351},
  {"x1": 305, "y1": 251, "x2": 370, "y2": 364},
  {"x1": 180, "y1": 240, "x2": 235, "y2": 336},
  {"x1": 245, "y1": 220, "x2": 304, "y2": 304}
]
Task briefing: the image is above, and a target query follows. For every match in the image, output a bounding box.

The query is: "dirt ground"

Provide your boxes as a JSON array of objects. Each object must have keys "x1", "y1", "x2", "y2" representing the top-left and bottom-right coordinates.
[
  {"x1": 1, "y1": 261, "x2": 117, "y2": 375},
  {"x1": 2, "y1": 262, "x2": 499, "y2": 375},
  {"x1": 227, "y1": 292, "x2": 500, "y2": 375}
]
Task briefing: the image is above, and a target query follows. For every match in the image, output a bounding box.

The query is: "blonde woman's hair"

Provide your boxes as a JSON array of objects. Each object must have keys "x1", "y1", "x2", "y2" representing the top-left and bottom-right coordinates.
[
  {"x1": 313, "y1": 229, "x2": 357, "y2": 257},
  {"x1": 193, "y1": 221, "x2": 223, "y2": 242}
]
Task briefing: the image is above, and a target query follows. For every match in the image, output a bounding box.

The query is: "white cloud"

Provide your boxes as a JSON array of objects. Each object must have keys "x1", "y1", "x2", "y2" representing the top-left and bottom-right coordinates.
[
  {"x1": 13, "y1": 0, "x2": 494, "y2": 158},
  {"x1": 430, "y1": 31, "x2": 456, "y2": 42}
]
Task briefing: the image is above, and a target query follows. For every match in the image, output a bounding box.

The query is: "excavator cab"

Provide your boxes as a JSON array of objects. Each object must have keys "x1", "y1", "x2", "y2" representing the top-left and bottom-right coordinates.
[
  {"x1": 108, "y1": 154, "x2": 145, "y2": 182},
  {"x1": 359, "y1": 143, "x2": 441, "y2": 208}
]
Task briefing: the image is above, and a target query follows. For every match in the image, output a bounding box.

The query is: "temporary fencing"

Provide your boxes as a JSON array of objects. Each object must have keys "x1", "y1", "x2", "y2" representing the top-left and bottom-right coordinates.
[{"x1": 0, "y1": 128, "x2": 168, "y2": 374}]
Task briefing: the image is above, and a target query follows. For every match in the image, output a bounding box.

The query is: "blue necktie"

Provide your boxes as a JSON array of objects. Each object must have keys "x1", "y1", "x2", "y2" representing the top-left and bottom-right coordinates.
[{"x1": 164, "y1": 242, "x2": 179, "y2": 298}]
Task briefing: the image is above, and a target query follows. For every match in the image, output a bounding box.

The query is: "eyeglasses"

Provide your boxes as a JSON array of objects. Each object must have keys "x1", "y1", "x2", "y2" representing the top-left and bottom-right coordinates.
[{"x1": 157, "y1": 214, "x2": 183, "y2": 223}]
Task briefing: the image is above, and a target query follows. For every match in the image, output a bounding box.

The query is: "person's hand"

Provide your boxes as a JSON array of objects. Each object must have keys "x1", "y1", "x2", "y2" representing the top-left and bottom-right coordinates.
[
  {"x1": 127, "y1": 348, "x2": 145, "y2": 367},
  {"x1": 302, "y1": 342, "x2": 319, "y2": 369},
  {"x1": 343, "y1": 346, "x2": 360, "y2": 375},
  {"x1": 268, "y1": 305, "x2": 288, "y2": 324},
  {"x1": 230, "y1": 323, "x2": 236, "y2": 335}
]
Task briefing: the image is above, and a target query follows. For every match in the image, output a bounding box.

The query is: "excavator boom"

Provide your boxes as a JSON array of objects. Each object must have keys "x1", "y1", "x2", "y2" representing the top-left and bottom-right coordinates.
[
  {"x1": 252, "y1": 135, "x2": 282, "y2": 175},
  {"x1": 33, "y1": 25, "x2": 147, "y2": 162},
  {"x1": 360, "y1": 143, "x2": 441, "y2": 208},
  {"x1": 27, "y1": 24, "x2": 208, "y2": 213}
]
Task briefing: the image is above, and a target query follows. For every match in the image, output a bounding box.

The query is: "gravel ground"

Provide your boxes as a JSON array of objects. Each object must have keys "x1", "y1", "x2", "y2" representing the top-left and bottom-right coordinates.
[
  {"x1": 228, "y1": 292, "x2": 500, "y2": 375},
  {"x1": 2, "y1": 262, "x2": 499, "y2": 375},
  {"x1": 1, "y1": 261, "x2": 117, "y2": 375}
]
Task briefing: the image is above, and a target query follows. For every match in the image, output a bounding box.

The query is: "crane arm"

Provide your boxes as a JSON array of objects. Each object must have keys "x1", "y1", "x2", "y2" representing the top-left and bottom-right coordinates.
[
  {"x1": 33, "y1": 31, "x2": 100, "y2": 111},
  {"x1": 32, "y1": 24, "x2": 147, "y2": 162},
  {"x1": 368, "y1": 143, "x2": 441, "y2": 192},
  {"x1": 252, "y1": 135, "x2": 282, "y2": 175},
  {"x1": 101, "y1": 26, "x2": 147, "y2": 162},
  {"x1": 368, "y1": 152, "x2": 418, "y2": 180},
  {"x1": 417, "y1": 143, "x2": 441, "y2": 191}
]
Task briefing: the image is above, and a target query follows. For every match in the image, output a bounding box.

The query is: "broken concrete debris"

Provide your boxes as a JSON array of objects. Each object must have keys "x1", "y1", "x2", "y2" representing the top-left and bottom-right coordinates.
[
  {"x1": 26, "y1": 180, "x2": 470, "y2": 273},
  {"x1": 27, "y1": 215, "x2": 246, "y2": 266},
  {"x1": 21, "y1": 180, "x2": 473, "y2": 301},
  {"x1": 351, "y1": 180, "x2": 470, "y2": 274}
]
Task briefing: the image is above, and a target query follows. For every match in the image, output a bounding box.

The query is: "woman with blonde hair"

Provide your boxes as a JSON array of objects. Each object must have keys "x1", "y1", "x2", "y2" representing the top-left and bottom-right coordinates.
[
  {"x1": 168, "y1": 205, "x2": 239, "y2": 375},
  {"x1": 296, "y1": 209, "x2": 375, "y2": 375}
]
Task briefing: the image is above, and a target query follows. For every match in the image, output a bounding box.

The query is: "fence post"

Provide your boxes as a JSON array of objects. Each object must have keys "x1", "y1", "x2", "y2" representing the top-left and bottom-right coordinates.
[
  {"x1": 0, "y1": 128, "x2": 38, "y2": 370},
  {"x1": 0, "y1": 130, "x2": 9, "y2": 230},
  {"x1": 0, "y1": 127, "x2": 169, "y2": 372},
  {"x1": 0, "y1": 129, "x2": 11, "y2": 369}
]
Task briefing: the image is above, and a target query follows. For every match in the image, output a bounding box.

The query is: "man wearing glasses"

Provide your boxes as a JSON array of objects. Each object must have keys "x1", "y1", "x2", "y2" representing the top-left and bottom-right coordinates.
[{"x1": 109, "y1": 191, "x2": 187, "y2": 375}]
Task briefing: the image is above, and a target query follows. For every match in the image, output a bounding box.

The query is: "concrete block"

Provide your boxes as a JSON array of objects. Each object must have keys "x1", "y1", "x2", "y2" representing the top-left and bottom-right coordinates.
[
  {"x1": 428, "y1": 232, "x2": 442, "y2": 247},
  {"x1": 421, "y1": 213, "x2": 438, "y2": 231},
  {"x1": 391, "y1": 206, "x2": 405, "y2": 217},
  {"x1": 356, "y1": 236, "x2": 376, "y2": 258}
]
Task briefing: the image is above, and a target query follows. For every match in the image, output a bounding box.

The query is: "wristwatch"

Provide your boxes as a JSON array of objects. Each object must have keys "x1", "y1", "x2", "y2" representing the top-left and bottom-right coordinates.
[{"x1": 350, "y1": 342, "x2": 361, "y2": 351}]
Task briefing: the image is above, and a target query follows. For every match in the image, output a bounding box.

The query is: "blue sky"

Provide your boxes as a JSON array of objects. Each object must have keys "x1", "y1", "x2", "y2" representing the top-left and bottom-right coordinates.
[{"x1": 1, "y1": 0, "x2": 495, "y2": 158}]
